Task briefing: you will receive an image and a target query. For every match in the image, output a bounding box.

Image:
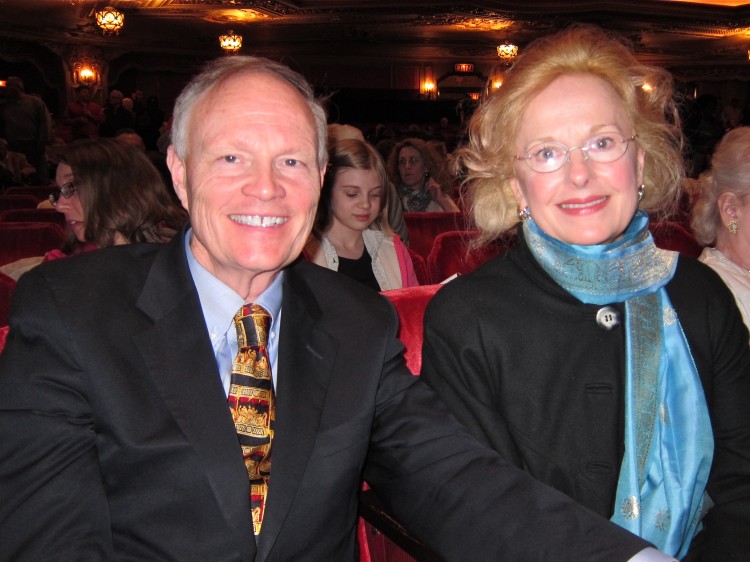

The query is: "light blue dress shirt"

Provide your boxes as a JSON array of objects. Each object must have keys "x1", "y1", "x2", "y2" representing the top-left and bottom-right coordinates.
[{"x1": 185, "y1": 230, "x2": 283, "y2": 395}]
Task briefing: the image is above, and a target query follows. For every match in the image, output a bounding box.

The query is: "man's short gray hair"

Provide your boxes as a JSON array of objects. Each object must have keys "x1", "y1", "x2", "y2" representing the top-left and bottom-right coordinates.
[{"x1": 170, "y1": 56, "x2": 328, "y2": 170}]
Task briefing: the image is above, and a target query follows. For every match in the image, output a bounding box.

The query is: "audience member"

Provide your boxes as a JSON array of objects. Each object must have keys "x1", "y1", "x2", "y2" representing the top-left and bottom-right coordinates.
[
  {"x1": 100, "y1": 89, "x2": 134, "y2": 137},
  {"x1": 305, "y1": 137, "x2": 418, "y2": 291},
  {"x1": 63, "y1": 84, "x2": 104, "y2": 140},
  {"x1": 0, "y1": 136, "x2": 36, "y2": 188},
  {"x1": 692, "y1": 126, "x2": 750, "y2": 332},
  {"x1": 422, "y1": 25, "x2": 750, "y2": 560},
  {"x1": 0, "y1": 137, "x2": 186, "y2": 280},
  {"x1": 0, "y1": 55, "x2": 669, "y2": 561},
  {"x1": 0, "y1": 76, "x2": 51, "y2": 182},
  {"x1": 387, "y1": 137, "x2": 459, "y2": 212},
  {"x1": 328, "y1": 123, "x2": 408, "y2": 244}
]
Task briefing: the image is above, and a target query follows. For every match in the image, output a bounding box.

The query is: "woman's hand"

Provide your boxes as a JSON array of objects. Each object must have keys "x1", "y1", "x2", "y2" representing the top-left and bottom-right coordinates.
[{"x1": 426, "y1": 177, "x2": 459, "y2": 211}]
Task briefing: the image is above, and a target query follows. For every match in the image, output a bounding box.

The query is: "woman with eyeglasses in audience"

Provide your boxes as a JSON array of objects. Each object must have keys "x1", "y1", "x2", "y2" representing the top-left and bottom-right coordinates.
[
  {"x1": 421, "y1": 25, "x2": 750, "y2": 560},
  {"x1": 1, "y1": 138, "x2": 187, "y2": 279},
  {"x1": 305, "y1": 137, "x2": 418, "y2": 291},
  {"x1": 387, "y1": 137, "x2": 459, "y2": 212}
]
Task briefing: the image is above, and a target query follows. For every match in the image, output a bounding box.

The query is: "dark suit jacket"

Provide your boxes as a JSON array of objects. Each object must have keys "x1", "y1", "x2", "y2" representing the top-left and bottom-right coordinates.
[{"x1": 0, "y1": 230, "x2": 650, "y2": 561}]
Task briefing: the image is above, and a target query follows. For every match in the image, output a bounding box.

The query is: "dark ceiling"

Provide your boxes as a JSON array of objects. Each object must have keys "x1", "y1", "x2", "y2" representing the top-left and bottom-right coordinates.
[{"x1": 2, "y1": 1, "x2": 750, "y2": 81}]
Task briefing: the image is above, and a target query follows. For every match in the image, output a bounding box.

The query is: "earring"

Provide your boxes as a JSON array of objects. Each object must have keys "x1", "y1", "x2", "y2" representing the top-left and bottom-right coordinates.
[
  {"x1": 637, "y1": 185, "x2": 645, "y2": 202},
  {"x1": 517, "y1": 206, "x2": 531, "y2": 221},
  {"x1": 728, "y1": 219, "x2": 739, "y2": 235}
]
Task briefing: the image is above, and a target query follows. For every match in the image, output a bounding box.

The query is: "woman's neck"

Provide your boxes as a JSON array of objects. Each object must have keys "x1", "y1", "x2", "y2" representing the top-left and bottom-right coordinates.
[
  {"x1": 324, "y1": 221, "x2": 366, "y2": 259},
  {"x1": 716, "y1": 231, "x2": 750, "y2": 271}
]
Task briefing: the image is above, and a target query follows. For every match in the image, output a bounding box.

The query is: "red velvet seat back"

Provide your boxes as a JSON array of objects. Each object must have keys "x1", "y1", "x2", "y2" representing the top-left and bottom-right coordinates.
[
  {"x1": 0, "y1": 222, "x2": 66, "y2": 266},
  {"x1": 403, "y1": 212, "x2": 466, "y2": 261},
  {"x1": 381, "y1": 284, "x2": 442, "y2": 375},
  {"x1": 650, "y1": 221, "x2": 703, "y2": 258},
  {"x1": 4, "y1": 185, "x2": 54, "y2": 203},
  {"x1": 0, "y1": 194, "x2": 40, "y2": 211},
  {"x1": 427, "y1": 229, "x2": 516, "y2": 282},
  {"x1": 0, "y1": 272, "x2": 15, "y2": 327},
  {"x1": 0, "y1": 208, "x2": 66, "y2": 227}
]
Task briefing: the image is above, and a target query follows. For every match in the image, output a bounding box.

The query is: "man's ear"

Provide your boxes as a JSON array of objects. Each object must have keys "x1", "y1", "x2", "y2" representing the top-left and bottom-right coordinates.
[{"x1": 167, "y1": 146, "x2": 189, "y2": 212}]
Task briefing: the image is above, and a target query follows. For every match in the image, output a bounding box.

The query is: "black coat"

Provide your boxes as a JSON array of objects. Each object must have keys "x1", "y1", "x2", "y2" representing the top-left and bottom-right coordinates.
[{"x1": 422, "y1": 230, "x2": 750, "y2": 561}]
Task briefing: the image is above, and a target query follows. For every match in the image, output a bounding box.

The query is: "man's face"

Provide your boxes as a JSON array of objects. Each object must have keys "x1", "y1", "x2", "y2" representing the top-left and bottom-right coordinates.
[{"x1": 168, "y1": 71, "x2": 324, "y2": 300}]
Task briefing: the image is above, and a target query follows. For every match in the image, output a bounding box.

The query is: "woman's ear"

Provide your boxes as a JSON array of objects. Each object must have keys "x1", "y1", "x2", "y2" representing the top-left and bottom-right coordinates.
[
  {"x1": 718, "y1": 192, "x2": 739, "y2": 225},
  {"x1": 509, "y1": 177, "x2": 526, "y2": 209}
]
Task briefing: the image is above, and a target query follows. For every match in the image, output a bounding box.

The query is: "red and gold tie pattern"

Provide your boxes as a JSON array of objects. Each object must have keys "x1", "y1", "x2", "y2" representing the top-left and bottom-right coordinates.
[{"x1": 229, "y1": 304, "x2": 274, "y2": 535}]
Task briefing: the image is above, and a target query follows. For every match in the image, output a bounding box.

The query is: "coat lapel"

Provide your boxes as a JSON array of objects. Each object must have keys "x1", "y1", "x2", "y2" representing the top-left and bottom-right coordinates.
[
  {"x1": 132, "y1": 233, "x2": 256, "y2": 561},
  {"x1": 255, "y1": 261, "x2": 339, "y2": 560}
]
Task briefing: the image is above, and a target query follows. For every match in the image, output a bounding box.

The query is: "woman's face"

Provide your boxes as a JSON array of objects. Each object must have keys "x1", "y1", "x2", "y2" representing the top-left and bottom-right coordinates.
[
  {"x1": 329, "y1": 167, "x2": 383, "y2": 233},
  {"x1": 510, "y1": 74, "x2": 645, "y2": 246},
  {"x1": 54, "y1": 162, "x2": 86, "y2": 243},
  {"x1": 398, "y1": 146, "x2": 428, "y2": 190}
]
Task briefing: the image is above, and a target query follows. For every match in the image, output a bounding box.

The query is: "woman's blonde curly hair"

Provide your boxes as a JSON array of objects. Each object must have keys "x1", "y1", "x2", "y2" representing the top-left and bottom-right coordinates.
[{"x1": 456, "y1": 24, "x2": 684, "y2": 246}]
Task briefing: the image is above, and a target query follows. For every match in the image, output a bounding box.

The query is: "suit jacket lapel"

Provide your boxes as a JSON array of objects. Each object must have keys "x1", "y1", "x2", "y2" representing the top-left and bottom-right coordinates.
[
  {"x1": 132, "y1": 232, "x2": 256, "y2": 561},
  {"x1": 256, "y1": 261, "x2": 339, "y2": 560}
]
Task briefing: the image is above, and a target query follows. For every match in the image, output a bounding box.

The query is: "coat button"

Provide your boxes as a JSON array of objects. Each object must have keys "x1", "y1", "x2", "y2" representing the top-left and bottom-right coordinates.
[{"x1": 596, "y1": 306, "x2": 620, "y2": 330}]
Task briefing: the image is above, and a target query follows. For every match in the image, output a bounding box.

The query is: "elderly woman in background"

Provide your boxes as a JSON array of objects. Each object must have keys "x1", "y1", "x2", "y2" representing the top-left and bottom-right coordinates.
[
  {"x1": 691, "y1": 127, "x2": 750, "y2": 329},
  {"x1": 421, "y1": 25, "x2": 750, "y2": 560},
  {"x1": 387, "y1": 137, "x2": 459, "y2": 212},
  {"x1": 305, "y1": 137, "x2": 418, "y2": 291},
  {"x1": 0, "y1": 138, "x2": 187, "y2": 279}
]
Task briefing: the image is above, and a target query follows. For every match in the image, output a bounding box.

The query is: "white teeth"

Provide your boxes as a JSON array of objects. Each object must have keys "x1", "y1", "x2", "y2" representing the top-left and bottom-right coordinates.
[
  {"x1": 230, "y1": 215, "x2": 287, "y2": 227},
  {"x1": 560, "y1": 197, "x2": 606, "y2": 210}
]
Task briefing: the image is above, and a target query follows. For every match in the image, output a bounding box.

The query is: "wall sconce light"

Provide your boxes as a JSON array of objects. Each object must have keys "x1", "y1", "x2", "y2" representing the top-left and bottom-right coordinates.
[
  {"x1": 219, "y1": 31, "x2": 243, "y2": 54},
  {"x1": 0, "y1": 80, "x2": 6, "y2": 88},
  {"x1": 72, "y1": 61, "x2": 99, "y2": 86},
  {"x1": 95, "y1": 6, "x2": 124, "y2": 35},
  {"x1": 492, "y1": 78, "x2": 503, "y2": 89},
  {"x1": 497, "y1": 40, "x2": 519, "y2": 63},
  {"x1": 469, "y1": 92, "x2": 481, "y2": 101}
]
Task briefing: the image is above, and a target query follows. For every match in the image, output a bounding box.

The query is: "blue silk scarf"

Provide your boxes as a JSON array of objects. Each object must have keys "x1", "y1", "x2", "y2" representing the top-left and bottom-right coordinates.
[{"x1": 524, "y1": 211, "x2": 714, "y2": 557}]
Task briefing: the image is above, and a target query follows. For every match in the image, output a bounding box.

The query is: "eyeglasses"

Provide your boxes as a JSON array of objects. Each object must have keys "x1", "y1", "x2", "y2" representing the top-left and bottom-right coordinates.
[
  {"x1": 49, "y1": 182, "x2": 77, "y2": 206},
  {"x1": 399, "y1": 156, "x2": 422, "y2": 166},
  {"x1": 515, "y1": 133, "x2": 637, "y2": 173}
]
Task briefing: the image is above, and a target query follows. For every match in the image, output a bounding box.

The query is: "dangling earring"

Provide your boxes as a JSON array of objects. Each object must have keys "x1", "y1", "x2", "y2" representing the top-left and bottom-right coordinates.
[
  {"x1": 517, "y1": 206, "x2": 531, "y2": 221},
  {"x1": 728, "y1": 219, "x2": 739, "y2": 235},
  {"x1": 637, "y1": 185, "x2": 645, "y2": 202}
]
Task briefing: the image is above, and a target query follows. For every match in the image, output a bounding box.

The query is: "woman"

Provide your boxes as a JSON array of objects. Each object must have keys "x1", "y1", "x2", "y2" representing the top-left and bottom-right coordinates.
[
  {"x1": 691, "y1": 127, "x2": 750, "y2": 330},
  {"x1": 305, "y1": 137, "x2": 418, "y2": 291},
  {"x1": 421, "y1": 25, "x2": 750, "y2": 560},
  {"x1": 387, "y1": 137, "x2": 459, "y2": 212},
  {"x1": 0, "y1": 138, "x2": 187, "y2": 279}
]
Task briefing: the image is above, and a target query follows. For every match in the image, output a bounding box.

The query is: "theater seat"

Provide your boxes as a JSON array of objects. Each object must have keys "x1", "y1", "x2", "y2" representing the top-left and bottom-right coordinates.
[
  {"x1": 0, "y1": 194, "x2": 40, "y2": 211},
  {"x1": 0, "y1": 325, "x2": 8, "y2": 355},
  {"x1": 0, "y1": 271, "x2": 15, "y2": 327},
  {"x1": 427, "y1": 229, "x2": 516, "y2": 283},
  {"x1": 404, "y1": 212, "x2": 466, "y2": 262},
  {"x1": 358, "y1": 285, "x2": 445, "y2": 562},
  {"x1": 650, "y1": 221, "x2": 703, "y2": 258},
  {"x1": 0, "y1": 208, "x2": 66, "y2": 227},
  {"x1": 0, "y1": 222, "x2": 65, "y2": 266}
]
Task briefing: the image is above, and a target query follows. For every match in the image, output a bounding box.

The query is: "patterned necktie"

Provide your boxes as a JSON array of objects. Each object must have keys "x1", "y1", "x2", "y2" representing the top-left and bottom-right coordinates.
[{"x1": 229, "y1": 303, "x2": 274, "y2": 535}]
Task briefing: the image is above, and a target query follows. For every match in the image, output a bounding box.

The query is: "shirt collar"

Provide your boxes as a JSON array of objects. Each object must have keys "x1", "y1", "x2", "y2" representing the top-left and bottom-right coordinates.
[{"x1": 185, "y1": 228, "x2": 284, "y2": 346}]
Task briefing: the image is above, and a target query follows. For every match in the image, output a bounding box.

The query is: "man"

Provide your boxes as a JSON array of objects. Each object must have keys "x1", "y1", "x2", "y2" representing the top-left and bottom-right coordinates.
[
  {"x1": 0, "y1": 76, "x2": 50, "y2": 182},
  {"x1": 0, "y1": 57, "x2": 673, "y2": 561},
  {"x1": 0, "y1": 136, "x2": 36, "y2": 187},
  {"x1": 100, "y1": 88, "x2": 133, "y2": 137},
  {"x1": 63, "y1": 84, "x2": 104, "y2": 140}
]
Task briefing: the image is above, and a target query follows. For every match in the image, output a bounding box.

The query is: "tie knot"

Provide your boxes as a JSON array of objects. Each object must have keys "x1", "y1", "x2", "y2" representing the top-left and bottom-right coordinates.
[{"x1": 234, "y1": 304, "x2": 271, "y2": 350}]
